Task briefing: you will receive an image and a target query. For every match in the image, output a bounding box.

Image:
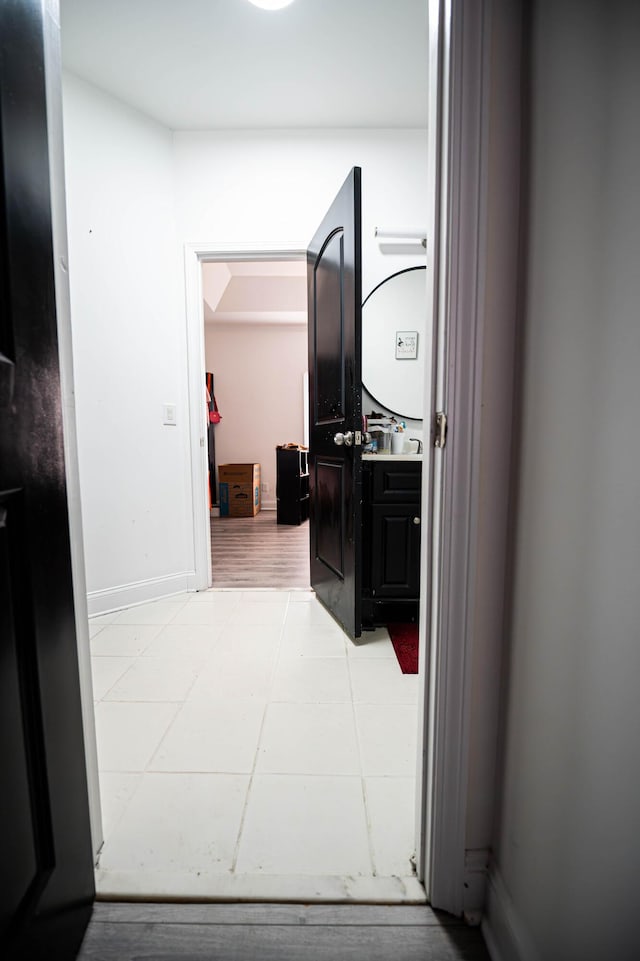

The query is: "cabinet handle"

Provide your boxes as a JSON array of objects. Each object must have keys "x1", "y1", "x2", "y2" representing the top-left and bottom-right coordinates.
[{"x1": 413, "y1": 516, "x2": 421, "y2": 525}]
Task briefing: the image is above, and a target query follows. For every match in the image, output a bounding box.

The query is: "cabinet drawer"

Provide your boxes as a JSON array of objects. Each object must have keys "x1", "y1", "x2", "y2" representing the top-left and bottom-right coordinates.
[{"x1": 371, "y1": 462, "x2": 422, "y2": 504}]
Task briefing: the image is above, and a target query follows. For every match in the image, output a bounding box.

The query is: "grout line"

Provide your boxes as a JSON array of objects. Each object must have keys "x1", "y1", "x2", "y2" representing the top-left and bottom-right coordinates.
[
  {"x1": 345, "y1": 645, "x2": 378, "y2": 878},
  {"x1": 229, "y1": 590, "x2": 292, "y2": 874}
]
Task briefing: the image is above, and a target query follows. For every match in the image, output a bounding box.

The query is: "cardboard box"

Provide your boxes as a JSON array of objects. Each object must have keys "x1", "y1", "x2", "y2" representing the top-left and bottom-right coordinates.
[{"x1": 218, "y1": 464, "x2": 261, "y2": 517}]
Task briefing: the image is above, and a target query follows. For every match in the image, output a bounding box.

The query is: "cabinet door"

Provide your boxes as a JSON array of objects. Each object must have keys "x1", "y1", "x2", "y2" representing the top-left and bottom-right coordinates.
[{"x1": 370, "y1": 504, "x2": 421, "y2": 597}]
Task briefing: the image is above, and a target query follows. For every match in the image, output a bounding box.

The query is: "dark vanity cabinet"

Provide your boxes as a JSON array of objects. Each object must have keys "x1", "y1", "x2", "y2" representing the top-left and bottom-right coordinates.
[{"x1": 362, "y1": 458, "x2": 422, "y2": 628}]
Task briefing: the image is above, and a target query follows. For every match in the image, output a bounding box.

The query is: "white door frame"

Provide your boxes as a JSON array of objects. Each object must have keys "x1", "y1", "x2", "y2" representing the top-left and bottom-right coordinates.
[
  {"x1": 183, "y1": 241, "x2": 308, "y2": 591},
  {"x1": 416, "y1": 0, "x2": 496, "y2": 917},
  {"x1": 49, "y1": 0, "x2": 507, "y2": 910},
  {"x1": 44, "y1": 0, "x2": 103, "y2": 859}
]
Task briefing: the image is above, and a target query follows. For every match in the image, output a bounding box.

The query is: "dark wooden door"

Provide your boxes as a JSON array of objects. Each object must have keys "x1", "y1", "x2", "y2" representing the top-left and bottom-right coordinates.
[
  {"x1": 307, "y1": 168, "x2": 362, "y2": 638},
  {"x1": 0, "y1": 2, "x2": 95, "y2": 958}
]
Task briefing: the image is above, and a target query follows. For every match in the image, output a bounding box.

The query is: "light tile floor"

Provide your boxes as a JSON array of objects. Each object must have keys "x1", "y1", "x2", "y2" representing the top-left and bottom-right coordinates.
[{"x1": 90, "y1": 589, "x2": 425, "y2": 902}]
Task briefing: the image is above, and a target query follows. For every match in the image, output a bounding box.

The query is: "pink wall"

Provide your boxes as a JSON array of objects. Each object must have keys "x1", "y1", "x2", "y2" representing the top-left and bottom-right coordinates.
[{"x1": 205, "y1": 323, "x2": 308, "y2": 508}]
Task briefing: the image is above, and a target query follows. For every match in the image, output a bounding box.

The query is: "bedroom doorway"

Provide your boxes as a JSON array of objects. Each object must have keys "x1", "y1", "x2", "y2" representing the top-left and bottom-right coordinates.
[{"x1": 199, "y1": 254, "x2": 310, "y2": 590}]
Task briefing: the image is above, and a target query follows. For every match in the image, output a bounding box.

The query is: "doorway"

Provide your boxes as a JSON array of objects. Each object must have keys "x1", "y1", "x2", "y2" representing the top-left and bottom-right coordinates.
[
  {"x1": 27, "y1": 0, "x2": 516, "y2": 928},
  {"x1": 201, "y1": 257, "x2": 311, "y2": 590}
]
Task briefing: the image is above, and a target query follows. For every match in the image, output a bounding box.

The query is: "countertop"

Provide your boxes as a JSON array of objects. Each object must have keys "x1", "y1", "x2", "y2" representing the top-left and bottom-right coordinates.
[{"x1": 362, "y1": 453, "x2": 423, "y2": 462}]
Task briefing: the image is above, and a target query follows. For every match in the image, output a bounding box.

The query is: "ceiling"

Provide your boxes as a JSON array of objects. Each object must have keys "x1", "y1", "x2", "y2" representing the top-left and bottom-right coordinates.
[
  {"x1": 60, "y1": 0, "x2": 429, "y2": 131},
  {"x1": 60, "y1": 0, "x2": 428, "y2": 324},
  {"x1": 202, "y1": 261, "x2": 307, "y2": 326}
]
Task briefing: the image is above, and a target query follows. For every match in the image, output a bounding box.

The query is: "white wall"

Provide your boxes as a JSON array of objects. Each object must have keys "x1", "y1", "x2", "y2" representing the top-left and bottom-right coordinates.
[
  {"x1": 174, "y1": 129, "x2": 428, "y2": 449},
  {"x1": 485, "y1": 2, "x2": 640, "y2": 958},
  {"x1": 205, "y1": 322, "x2": 308, "y2": 508},
  {"x1": 63, "y1": 99, "x2": 429, "y2": 612},
  {"x1": 63, "y1": 73, "x2": 192, "y2": 612},
  {"x1": 173, "y1": 129, "x2": 427, "y2": 305},
  {"x1": 62, "y1": 76, "x2": 430, "y2": 611}
]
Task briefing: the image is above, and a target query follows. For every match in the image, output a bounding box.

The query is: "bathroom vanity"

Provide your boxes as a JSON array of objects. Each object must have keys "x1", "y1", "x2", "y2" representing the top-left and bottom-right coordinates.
[{"x1": 361, "y1": 454, "x2": 422, "y2": 628}]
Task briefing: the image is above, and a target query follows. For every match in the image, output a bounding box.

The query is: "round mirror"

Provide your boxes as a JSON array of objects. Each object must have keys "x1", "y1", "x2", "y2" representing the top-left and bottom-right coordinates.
[{"x1": 362, "y1": 266, "x2": 426, "y2": 420}]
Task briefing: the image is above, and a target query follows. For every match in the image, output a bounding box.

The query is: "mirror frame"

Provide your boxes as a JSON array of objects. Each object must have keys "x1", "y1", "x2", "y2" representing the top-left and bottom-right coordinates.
[{"x1": 362, "y1": 265, "x2": 427, "y2": 420}]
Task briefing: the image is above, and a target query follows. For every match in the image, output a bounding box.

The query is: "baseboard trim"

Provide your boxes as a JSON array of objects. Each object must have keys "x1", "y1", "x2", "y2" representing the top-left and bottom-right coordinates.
[
  {"x1": 87, "y1": 571, "x2": 195, "y2": 616},
  {"x1": 462, "y1": 848, "x2": 489, "y2": 925},
  {"x1": 482, "y1": 865, "x2": 541, "y2": 961}
]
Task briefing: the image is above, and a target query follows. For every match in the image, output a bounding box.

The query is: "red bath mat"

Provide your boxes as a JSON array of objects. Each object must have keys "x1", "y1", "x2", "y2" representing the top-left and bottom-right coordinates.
[{"x1": 388, "y1": 623, "x2": 419, "y2": 674}]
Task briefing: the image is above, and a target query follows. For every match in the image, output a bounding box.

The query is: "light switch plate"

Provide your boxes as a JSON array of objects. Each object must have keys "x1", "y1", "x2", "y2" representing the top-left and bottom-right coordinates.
[{"x1": 163, "y1": 404, "x2": 177, "y2": 426}]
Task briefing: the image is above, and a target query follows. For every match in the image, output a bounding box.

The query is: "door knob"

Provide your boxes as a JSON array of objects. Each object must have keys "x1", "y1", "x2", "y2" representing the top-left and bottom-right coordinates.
[
  {"x1": 334, "y1": 431, "x2": 354, "y2": 446},
  {"x1": 413, "y1": 516, "x2": 421, "y2": 525}
]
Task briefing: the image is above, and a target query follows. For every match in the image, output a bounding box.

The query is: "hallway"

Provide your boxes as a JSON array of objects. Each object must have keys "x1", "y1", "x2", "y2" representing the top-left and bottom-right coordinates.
[{"x1": 90, "y1": 589, "x2": 423, "y2": 902}]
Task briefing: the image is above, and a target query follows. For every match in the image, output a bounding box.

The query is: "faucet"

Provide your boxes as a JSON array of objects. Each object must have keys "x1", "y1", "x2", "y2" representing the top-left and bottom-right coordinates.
[{"x1": 410, "y1": 437, "x2": 423, "y2": 454}]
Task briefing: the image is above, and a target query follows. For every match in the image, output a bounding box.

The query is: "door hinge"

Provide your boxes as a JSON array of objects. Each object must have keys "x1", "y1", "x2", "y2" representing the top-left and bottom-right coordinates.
[{"x1": 434, "y1": 411, "x2": 448, "y2": 449}]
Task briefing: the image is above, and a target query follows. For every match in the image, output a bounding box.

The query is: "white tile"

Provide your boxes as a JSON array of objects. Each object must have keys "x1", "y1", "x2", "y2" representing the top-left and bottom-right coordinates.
[
  {"x1": 346, "y1": 628, "x2": 396, "y2": 658},
  {"x1": 256, "y1": 702, "x2": 360, "y2": 775},
  {"x1": 113, "y1": 598, "x2": 188, "y2": 625},
  {"x1": 349, "y1": 658, "x2": 420, "y2": 704},
  {"x1": 149, "y1": 699, "x2": 267, "y2": 773},
  {"x1": 365, "y1": 777, "x2": 416, "y2": 877},
  {"x1": 288, "y1": 591, "x2": 316, "y2": 603},
  {"x1": 90, "y1": 623, "x2": 163, "y2": 657},
  {"x1": 142, "y1": 623, "x2": 227, "y2": 661},
  {"x1": 89, "y1": 612, "x2": 120, "y2": 625},
  {"x1": 170, "y1": 601, "x2": 239, "y2": 626},
  {"x1": 95, "y1": 869, "x2": 427, "y2": 903},
  {"x1": 279, "y1": 622, "x2": 346, "y2": 658},
  {"x1": 98, "y1": 772, "x2": 249, "y2": 874},
  {"x1": 226, "y1": 603, "x2": 288, "y2": 628},
  {"x1": 187, "y1": 590, "x2": 242, "y2": 605},
  {"x1": 355, "y1": 703, "x2": 419, "y2": 777},
  {"x1": 98, "y1": 772, "x2": 141, "y2": 839},
  {"x1": 89, "y1": 569, "x2": 426, "y2": 898},
  {"x1": 284, "y1": 598, "x2": 339, "y2": 625},
  {"x1": 94, "y1": 701, "x2": 180, "y2": 772},
  {"x1": 89, "y1": 621, "x2": 107, "y2": 639},
  {"x1": 214, "y1": 623, "x2": 283, "y2": 658},
  {"x1": 235, "y1": 775, "x2": 372, "y2": 876},
  {"x1": 240, "y1": 590, "x2": 290, "y2": 605},
  {"x1": 187, "y1": 649, "x2": 276, "y2": 702},
  {"x1": 91, "y1": 656, "x2": 136, "y2": 701},
  {"x1": 271, "y1": 656, "x2": 351, "y2": 703},
  {"x1": 103, "y1": 657, "x2": 201, "y2": 702}
]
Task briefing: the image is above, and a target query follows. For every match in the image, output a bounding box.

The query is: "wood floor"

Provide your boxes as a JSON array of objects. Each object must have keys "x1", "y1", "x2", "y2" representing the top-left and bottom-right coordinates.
[
  {"x1": 210, "y1": 510, "x2": 310, "y2": 589},
  {"x1": 77, "y1": 903, "x2": 491, "y2": 961}
]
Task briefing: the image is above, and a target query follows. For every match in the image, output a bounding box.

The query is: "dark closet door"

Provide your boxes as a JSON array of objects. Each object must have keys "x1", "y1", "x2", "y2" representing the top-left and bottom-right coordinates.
[
  {"x1": 307, "y1": 168, "x2": 363, "y2": 638},
  {"x1": 0, "y1": 1, "x2": 95, "y2": 958}
]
